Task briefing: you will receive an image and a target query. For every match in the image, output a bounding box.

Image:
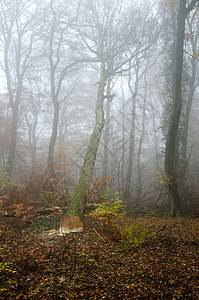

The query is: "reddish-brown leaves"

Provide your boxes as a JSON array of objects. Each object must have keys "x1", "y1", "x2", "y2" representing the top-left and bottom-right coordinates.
[{"x1": 0, "y1": 216, "x2": 198, "y2": 299}]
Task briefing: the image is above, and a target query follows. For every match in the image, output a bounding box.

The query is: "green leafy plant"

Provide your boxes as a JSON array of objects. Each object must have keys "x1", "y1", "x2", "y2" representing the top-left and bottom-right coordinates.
[
  {"x1": 88, "y1": 189, "x2": 124, "y2": 232},
  {"x1": 154, "y1": 171, "x2": 172, "y2": 186},
  {"x1": 118, "y1": 221, "x2": 155, "y2": 251},
  {"x1": 0, "y1": 166, "x2": 27, "y2": 211},
  {"x1": 0, "y1": 167, "x2": 10, "y2": 193}
]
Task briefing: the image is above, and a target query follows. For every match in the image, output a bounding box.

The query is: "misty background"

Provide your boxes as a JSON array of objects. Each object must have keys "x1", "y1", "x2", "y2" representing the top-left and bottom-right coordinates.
[{"x1": 0, "y1": 0, "x2": 198, "y2": 215}]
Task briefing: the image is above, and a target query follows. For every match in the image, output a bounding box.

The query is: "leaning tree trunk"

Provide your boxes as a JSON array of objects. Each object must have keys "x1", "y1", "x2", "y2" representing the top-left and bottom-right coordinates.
[
  {"x1": 164, "y1": 0, "x2": 197, "y2": 217},
  {"x1": 65, "y1": 62, "x2": 106, "y2": 220}
]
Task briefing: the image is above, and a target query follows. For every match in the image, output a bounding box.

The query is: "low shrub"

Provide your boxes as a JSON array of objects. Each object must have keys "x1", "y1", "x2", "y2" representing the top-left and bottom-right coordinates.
[
  {"x1": 88, "y1": 189, "x2": 124, "y2": 233},
  {"x1": 118, "y1": 221, "x2": 155, "y2": 251}
]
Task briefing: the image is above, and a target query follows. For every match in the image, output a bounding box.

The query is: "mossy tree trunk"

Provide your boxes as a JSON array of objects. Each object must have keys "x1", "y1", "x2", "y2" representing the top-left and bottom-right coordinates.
[
  {"x1": 165, "y1": 0, "x2": 197, "y2": 217},
  {"x1": 66, "y1": 62, "x2": 107, "y2": 218}
]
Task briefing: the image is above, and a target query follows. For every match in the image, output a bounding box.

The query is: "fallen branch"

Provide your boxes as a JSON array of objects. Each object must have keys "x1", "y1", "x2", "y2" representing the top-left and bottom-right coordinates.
[{"x1": 88, "y1": 224, "x2": 106, "y2": 242}]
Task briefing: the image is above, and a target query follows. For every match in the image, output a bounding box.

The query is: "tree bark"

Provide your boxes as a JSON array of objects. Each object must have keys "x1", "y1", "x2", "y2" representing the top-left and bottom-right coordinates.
[
  {"x1": 165, "y1": 0, "x2": 197, "y2": 217},
  {"x1": 179, "y1": 17, "x2": 198, "y2": 191}
]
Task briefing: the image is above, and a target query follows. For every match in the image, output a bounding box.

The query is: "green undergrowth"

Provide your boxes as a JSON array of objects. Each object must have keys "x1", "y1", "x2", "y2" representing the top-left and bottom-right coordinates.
[
  {"x1": 87, "y1": 190, "x2": 156, "y2": 250},
  {"x1": 118, "y1": 222, "x2": 156, "y2": 251}
]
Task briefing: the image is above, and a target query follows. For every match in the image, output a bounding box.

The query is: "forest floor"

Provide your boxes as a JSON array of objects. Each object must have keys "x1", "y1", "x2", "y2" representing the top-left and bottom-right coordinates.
[{"x1": 0, "y1": 215, "x2": 199, "y2": 299}]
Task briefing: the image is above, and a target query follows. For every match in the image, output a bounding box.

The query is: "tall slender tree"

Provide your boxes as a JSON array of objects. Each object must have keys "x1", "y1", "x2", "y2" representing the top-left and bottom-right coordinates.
[
  {"x1": 64, "y1": 0, "x2": 141, "y2": 222},
  {"x1": 0, "y1": 0, "x2": 43, "y2": 177},
  {"x1": 46, "y1": 0, "x2": 80, "y2": 178},
  {"x1": 165, "y1": 0, "x2": 198, "y2": 217}
]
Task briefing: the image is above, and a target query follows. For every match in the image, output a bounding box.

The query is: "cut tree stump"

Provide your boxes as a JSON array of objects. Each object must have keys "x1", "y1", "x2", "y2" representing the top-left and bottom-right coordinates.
[{"x1": 59, "y1": 215, "x2": 83, "y2": 234}]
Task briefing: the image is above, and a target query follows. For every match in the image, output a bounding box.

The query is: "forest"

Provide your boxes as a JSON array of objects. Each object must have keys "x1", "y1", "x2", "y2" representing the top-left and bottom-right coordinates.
[{"x1": 0, "y1": 0, "x2": 199, "y2": 299}]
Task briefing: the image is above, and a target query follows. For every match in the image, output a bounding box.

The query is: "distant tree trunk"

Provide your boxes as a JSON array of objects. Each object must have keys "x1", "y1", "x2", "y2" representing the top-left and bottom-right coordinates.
[
  {"x1": 120, "y1": 80, "x2": 126, "y2": 192},
  {"x1": 47, "y1": 11, "x2": 60, "y2": 179},
  {"x1": 165, "y1": 0, "x2": 197, "y2": 217},
  {"x1": 121, "y1": 102, "x2": 126, "y2": 190},
  {"x1": 47, "y1": 0, "x2": 74, "y2": 179},
  {"x1": 137, "y1": 74, "x2": 147, "y2": 201},
  {"x1": 7, "y1": 101, "x2": 20, "y2": 177},
  {"x1": 1, "y1": 0, "x2": 41, "y2": 177},
  {"x1": 124, "y1": 98, "x2": 136, "y2": 203},
  {"x1": 4, "y1": 31, "x2": 22, "y2": 177},
  {"x1": 152, "y1": 108, "x2": 160, "y2": 171},
  {"x1": 28, "y1": 121, "x2": 37, "y2": 176},
  {"x1": 48, "y1": 100, "x2": 59, "y2": 178},
  {"x1": 103, "y1": 77, "x2": 111, "y2": 177},
  {"x1": 66, "y1": 62, "x2": 106, "y2": 218},
  {"x1": 124, "y1": 65, "x2": 139, "y2": 204}
]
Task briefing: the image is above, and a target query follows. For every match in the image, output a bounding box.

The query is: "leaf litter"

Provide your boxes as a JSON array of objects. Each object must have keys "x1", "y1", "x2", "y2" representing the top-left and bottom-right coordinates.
[{"x1": 0, "y1": 216, "x2": 198, "y2": 299}]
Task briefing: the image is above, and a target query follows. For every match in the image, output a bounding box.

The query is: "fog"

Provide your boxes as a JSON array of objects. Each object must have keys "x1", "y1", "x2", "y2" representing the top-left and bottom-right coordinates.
[{"x1": 0, "y1": 0, "x2": 198, "y2": 216}]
